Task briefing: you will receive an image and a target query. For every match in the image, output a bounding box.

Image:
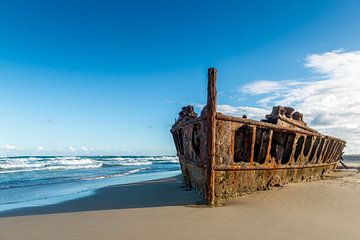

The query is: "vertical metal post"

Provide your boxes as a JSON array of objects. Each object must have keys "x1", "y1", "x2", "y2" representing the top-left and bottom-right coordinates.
[
  {"x1": 205, "y1": 68, "x2": 217, "y2": 205},
  {"x1": 265, "y1": 130, "x2": 273, "y2": 165},
  {"x1": 249, "y1": 126, "x2": 257, "y2": 167}
]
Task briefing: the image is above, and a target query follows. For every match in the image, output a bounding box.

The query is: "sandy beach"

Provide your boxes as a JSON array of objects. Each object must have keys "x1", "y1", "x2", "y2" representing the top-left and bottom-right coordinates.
[{"x1": 0, "y1": 169, "x2": 360, "y2": 240}]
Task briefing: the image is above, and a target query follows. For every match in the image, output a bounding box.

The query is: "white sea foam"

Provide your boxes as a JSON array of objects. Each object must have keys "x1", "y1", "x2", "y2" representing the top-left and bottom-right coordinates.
[
  {"x1": 81, "y1": 167, "x2": 147, "y2": 181},
  {"x1": 52, "y1": 158, "x2": 96, "y2": 165},
  {"x1": 110, "y1": 156, "x2": 178, "y2": 166},
  {"x1": 118, "y1": 160, "x2": 153, "y2": 166},
  {"x1": 0, "y1": 164, "x2": 103, "y2": 174},
  {"x1": 0, "y1": 156, "x2": 102, "y2": 174},
  {"x1": 0, "y1": 162, "x2": 46, "y2": 169},
  {"x1": 0, "y1": 156, "x2": 178, "y2": 174}
]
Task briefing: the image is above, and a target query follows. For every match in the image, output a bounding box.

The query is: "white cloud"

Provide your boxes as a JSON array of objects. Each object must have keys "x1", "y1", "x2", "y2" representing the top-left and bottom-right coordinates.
[
  {"x1": 36, "y1": 146, "x2": 45, "y2": 151},
  {"x1": 194, "y1": 104, "x2": 268, "y2": 120},
  {"x1": 239, "y1": 50, "x2": 360, "y2": 153},
  {"x1": 80, "y1": 146, "x2": 89, "y2": 152},
  {"x1": 217, "y1": 105, "x2": 268, "y2": 120},
  {"x1": 67, "y1": 146, "x2": 76, "y2": 152},
  {"x1": 0, "y1": 144, "x2": 21, "y2": 151},
  {"x1": 80, "y1": 146, "x2": 95, "y2": 152},
  {"x1": 242, "y1": 80, "x2": 308, "y2": 95}
]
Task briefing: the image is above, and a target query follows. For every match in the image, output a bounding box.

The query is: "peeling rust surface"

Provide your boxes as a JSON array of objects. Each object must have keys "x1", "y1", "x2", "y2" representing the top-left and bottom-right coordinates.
[{"x1": 170, "y1": 67, "x2": 346, "y2": 206}]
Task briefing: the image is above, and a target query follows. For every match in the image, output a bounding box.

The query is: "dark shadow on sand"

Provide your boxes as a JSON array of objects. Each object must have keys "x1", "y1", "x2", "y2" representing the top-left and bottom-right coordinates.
[{"x1": 0, "y1": 175, "x2": 203, "y2": 218}]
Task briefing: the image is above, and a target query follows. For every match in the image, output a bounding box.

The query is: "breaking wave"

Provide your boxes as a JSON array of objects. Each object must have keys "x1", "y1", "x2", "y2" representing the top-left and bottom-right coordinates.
[
  {"x1": 80, "y1": 168, "x2": 148, "y2": 181},
  {"x1": 104, "y1": 156, "x2": 178, "y2": 166},
  {"x1": 0, "y1": 156, "x2": 102, "y2": 174},
  {"x1": 0, "y1": 155, "x2": 180, "y2": 212},
  {"x1": 0, "y1": 156, "x2": 179, "y2": 174}
]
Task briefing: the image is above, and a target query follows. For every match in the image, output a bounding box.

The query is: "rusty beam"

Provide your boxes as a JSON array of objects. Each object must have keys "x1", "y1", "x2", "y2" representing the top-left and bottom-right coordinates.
[
  {"x1": 265, "y1": 130, "x2": 273, "y2": 165},
  {"x1": 318, "y1": 139, "x2": 329, "y2": 164},
  {"x1": 277, "y1": 114, "x2": 318, "y2": 133},
  {"x1": 298, "y1": 135, "x2": 306, "y2": 165},
  {"x1": 289, "y1": 134, "x2": 300, "y2": 165},
  {"x1": 180, "y1": 155, "x2": 339, "y2": 171},
  {"x1": 205, "y1": 67, "x2": 217, "y2": 205},
  {"x1": 216, "y1": 113, "x2": 346, "y2": 143},
  {"x1": 312, "y1": 138, "x2": 322, "y2": 164},
  {"x1": 249, "y1": 126, "x2": 257, "y2": 167},
  {"x1": 305, "y1": 137, "x2": 316, "y2": 163},
  {"x1": 329, "y1": 141, "x2": 339, "y2": 162},
  {"x1": 213, "y1": 162, "x2": 338, "y2": 171},
  {"x1": 331, "y1": 142, "x2": 341, "y2": 162}
]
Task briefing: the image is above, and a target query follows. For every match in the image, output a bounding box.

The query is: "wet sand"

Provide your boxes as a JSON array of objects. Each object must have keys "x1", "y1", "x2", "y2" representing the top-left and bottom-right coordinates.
[{"x1": 1, "y1": 170, "x2": 360, "y2": 240}]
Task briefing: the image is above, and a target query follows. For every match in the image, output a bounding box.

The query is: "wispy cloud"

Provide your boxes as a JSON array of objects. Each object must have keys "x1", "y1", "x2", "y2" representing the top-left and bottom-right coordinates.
[
  {"x1": 0, "y1": 144, "x2": 22, "y2": 156},
  {"x1": 36, "y1": 146, "x2": 45, "y2": 151},
  {"x1": 67, "y1": 146, "x2": 76, "y2": 153},
  {"x1": 0, "y1": 144, "x2": 21, "y2": 151},
  {"x1": 217, "y1": 105, "x2": 268, "y2": 120},
  {"x1": 241, "y1": 79, "x2": 309, "y2": 95},
  {"x1": 80, "y1": 146, "x2": 90, "y2": 152},
  {"x1": 238, "y1": 50, "x2": 360, "y2": 153}
]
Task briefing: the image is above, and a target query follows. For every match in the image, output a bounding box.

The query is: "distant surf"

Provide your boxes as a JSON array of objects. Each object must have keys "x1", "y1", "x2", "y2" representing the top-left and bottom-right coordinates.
[{"x1": 0, "y1": 156, "x2": 180, "y2": 212}]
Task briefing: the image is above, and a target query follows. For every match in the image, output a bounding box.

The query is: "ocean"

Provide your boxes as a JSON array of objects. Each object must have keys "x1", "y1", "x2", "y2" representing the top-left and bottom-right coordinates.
[
  {"x1": 0, "y1": 156, "x2": 180, "y2": 212},
  {"x1": 342, "y1": 155, "x2": 360, "y2": 168},
  {"x1": 0, "y1": 155, "x2": 359, "y2": 213}
]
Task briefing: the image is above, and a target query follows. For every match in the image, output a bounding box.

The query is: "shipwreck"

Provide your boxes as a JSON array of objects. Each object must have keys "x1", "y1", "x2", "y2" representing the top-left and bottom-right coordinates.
[{"x1": 171, "y1": 68, "x2": 346, "y2": 205}]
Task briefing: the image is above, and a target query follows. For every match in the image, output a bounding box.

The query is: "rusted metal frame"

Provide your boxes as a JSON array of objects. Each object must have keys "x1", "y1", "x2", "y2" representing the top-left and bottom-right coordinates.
[
  {"x1": 217, "y1": 114, "x2": 319, "y2": 136},
  {"x1": 213, "y1": 161, "x2": 338, "y2": 171},
  {"x1": 333, "y1": 143, "x2": 342, "y2": 162},
  {"x1": 173, "y1": 133, "x2": 181, "y2": 156},
  {"x1": 249, "y1": 126, "x2": 257, "y2": 167},
  {"x1": 322, "y1": 139, "x2": 332, "y2": 163},
  {"x1": 332, "y1": 142, "x2": 343, "y2": 162},
  {"x1": 327, "y1": 142, "x2": 338, "y2": 163},
  {"x1": 277, "y1": 115, "x2": 318, "y2": 133},
  {"x1": 311, "y1": 137, "x2": 322, "y2": 164},
  {"x1": 316, "y1": 140, "x2": 326, "y2": 164},
  {"x1": 297, "y1": 135, "x2": 307, "y2": 165},
  {"x1": 180, "y1": 157, "x2": 207, "y2": 168},
  {"x1": 264, "y1": 130, "x2": 273, "y2": 165},
  {"x1": 334, "y1": 143, "x2": 345, "y2": 162},
  {"x1": 257, "y1": 129, "x2": 269, "y2": 165},
  {"x1": 305, "y1": 136, "x2": 316, "y2": 164},
  {"x1": 289, "y1": 134, "x2": 300, "y2": 165},
  {"x1": 314, "y1": 138, "x2": 324, "y2": 164},
  {"x1": 216, "y1": 114, "x2": 346, "y2": 143},
  {"x1": 229, "y1": 124, "x2": 235, "y2": 165},
  {"x1": 170, "y1": 118, "x2": 204, "y2": 132},
  {"x1": 323, "y1": 140, "x2": 334, "y2": 163},
  {"x1": 330, "y1": 141, "x2": 340, "y2": 162},
  {"x1": 340, "y1": 144, "x2": 346, "y2": 159},
  {"x1": 317, "y1": 139, "x2": 330, "y2": 164},
  {"x1": 172, "y1": 129, "x2": 184, "y2": 156},
  {"x1": 337, "y1": 143, "x2": 344, "y2": 159},
  {"x1": 333, "y1": 144, "x2": 342, "y2": 161},
  {"x1": 205, "y1": 68, "x2": 217, "y2": 205}
]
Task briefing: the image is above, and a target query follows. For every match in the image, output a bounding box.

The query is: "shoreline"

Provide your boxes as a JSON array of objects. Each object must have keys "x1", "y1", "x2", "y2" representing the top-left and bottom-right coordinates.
[
  {"x1": 0, "y1": 174, "x2": 197, "y2": 218},
  {"x1": 0, "y1": 169, "x2": 181, "y2": 214},
  {"x1": 1, "y1": 169, "x2": 360, "y2": 239}
]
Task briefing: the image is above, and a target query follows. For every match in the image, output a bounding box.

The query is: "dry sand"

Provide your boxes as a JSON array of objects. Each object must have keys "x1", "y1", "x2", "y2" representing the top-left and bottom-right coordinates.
[{"x1": 1, "y1": 169, "x2": 360, "y2": 240}]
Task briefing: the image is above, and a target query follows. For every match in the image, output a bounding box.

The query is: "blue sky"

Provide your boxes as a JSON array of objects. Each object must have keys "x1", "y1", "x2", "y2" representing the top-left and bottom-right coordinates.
[{"x1": 0, "y1": 0, "x2": 359, "y2": 155}]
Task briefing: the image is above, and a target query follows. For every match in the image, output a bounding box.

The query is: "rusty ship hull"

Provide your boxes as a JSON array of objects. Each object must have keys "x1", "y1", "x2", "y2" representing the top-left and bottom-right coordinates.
[{"x1": 171, "y1": 68, "x2": 346, "y2": 206}]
